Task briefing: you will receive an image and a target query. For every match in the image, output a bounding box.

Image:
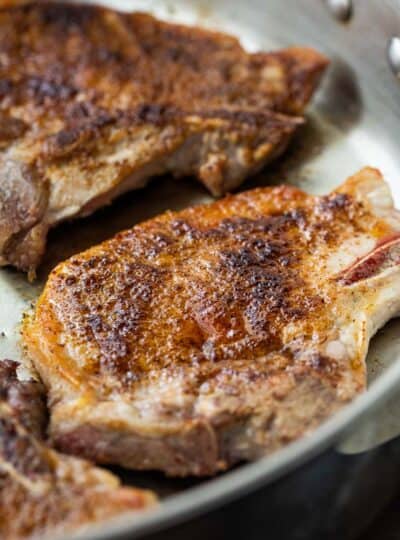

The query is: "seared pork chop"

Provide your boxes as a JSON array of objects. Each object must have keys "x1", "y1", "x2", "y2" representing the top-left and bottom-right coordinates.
[
  {"x1": 0, "y1": 2, "x2": 328, "y2": 274},
  {"x1": 0, "y1": 360, "x2": 156, "y2": 540},
  {"x1": 23, "y1": 167, "x2": 400, "y2": 478}
]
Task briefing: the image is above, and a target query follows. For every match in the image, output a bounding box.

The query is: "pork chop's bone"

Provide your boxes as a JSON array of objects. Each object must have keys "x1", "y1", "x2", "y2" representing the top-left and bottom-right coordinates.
[
  {"x1": 336, "y1": 236, "x2": 400, "y2": 342},
  {"x1": 339, "y1": 235, "x2": 400, "y2": 287},
  {"x1": 332, "y1": 170, "x2": 400, "y2": 365}
]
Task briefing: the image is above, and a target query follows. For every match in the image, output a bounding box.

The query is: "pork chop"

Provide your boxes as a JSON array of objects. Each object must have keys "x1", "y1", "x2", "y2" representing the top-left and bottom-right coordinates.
[
  {"x1": 0, "y1": 2, "x2": 328, "y2": 275},
  {"x1": 0, "y1": 360, "x2": 156, "y2": 539},
  {"x1": 24, "y1": 167, "x2": 399, "y2": 478}
]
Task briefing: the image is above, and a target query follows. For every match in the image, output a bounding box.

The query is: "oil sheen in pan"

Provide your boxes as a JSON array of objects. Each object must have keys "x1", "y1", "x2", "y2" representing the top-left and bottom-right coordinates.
[{"x1": 1, "y1": 0, "x2": 400, "y2": 494}]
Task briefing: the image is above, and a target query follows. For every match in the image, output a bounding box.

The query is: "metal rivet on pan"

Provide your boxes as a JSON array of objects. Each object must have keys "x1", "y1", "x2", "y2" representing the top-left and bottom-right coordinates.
[
  {"x1": 387, "y1": 37, "x2": 400, "y2": 79},
  {"x1": 325, "y1": 0, "x2": 353, "y2": 22}
]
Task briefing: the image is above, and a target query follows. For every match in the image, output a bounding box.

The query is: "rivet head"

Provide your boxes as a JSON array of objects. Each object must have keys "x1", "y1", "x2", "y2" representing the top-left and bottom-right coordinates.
[
  {"x1": 387, "y1": 37, "x2": 400, "y2": 79},
  {"x1": 326, "y1": 0, "x2": 353, "y2": 22}
]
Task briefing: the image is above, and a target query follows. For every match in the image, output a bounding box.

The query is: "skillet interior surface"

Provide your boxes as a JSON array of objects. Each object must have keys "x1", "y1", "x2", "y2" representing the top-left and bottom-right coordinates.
[{"x1": 1, "y1": 0, "x2": 400, "y2": 538}]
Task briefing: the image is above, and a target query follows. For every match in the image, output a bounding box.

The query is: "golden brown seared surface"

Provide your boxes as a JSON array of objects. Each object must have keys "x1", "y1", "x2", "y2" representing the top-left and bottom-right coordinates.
[
  {"x1": 27, "y1": 170, "x2": 392, "y2": 388},
  {"x1": 0, "y1": 360, "x2": 156, "y2": 540},
  {"x1": 20, "y1": 167, "x2": 400, "y2": 475},
  {"x1": 0, "y1": 4, "x2": 324, "y2": 123},
  {"x1": 0, "y1": 2, "x2": 328, "y2": 273},
  {"x1": 23, "y1": 168, "x2": 400, "y2": 477}
]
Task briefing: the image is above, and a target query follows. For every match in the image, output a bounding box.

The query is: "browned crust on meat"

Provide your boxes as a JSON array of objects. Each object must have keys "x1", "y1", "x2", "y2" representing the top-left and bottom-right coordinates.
[
  {"x1": 0, "y1": 3, "x2": 328, "y2": 137},
  {"x1": 0, "y1": 359, "x2": 156, "y2": 540},
  {"x1": 0, "y1": 359, "x2": 46, "y2": 437},
  {"x1": 31, "y1": 184, "x2": 372, "y2": 386},
  {"x1": 0, "y1": 2, "x2": 328, "y2": 273},
  {"x1": 0, "y1": 422, "x2": 156, "y2": 540},
  {"x1": 0, "y1": 4, "x2": 328, "y2": 120},
  {"x1": 41, "y1": 105, "x2": 303, "y2": 162},
  {"x1": 0, "y1": 159, "x2": 49, "y2": 274},
  {"x1": 21, "y1": 169, "x2": 400, "y2": 476}
]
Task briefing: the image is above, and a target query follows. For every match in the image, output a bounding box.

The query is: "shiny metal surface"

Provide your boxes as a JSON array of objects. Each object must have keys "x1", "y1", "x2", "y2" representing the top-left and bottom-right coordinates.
[
  {"x1": 1, "y1": 0, "x2": 400, "y2": 538},
  {"x1": 387, "y1": 36, "x2": 400, "y2": 78},
  {"x1": 325, "y1": 0, "x2": 353, "y2": 22}
]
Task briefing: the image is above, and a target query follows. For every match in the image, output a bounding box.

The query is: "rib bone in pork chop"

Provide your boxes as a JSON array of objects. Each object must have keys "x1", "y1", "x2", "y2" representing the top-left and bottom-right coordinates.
[
  {"x1": 23, "y1": 167, "x2": 400, "y2": 477},
  {"x1": 0, "y1": 360, "x2": 156, "y2": 540},
  {"x1": 0, "y1": 2, "x2": 328, "y2": 274}
]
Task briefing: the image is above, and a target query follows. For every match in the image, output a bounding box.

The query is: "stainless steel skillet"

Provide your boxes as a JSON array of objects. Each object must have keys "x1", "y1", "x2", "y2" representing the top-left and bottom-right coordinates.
[{"x1": 2, "y1": 0, "x2": 400, "y2": 538}]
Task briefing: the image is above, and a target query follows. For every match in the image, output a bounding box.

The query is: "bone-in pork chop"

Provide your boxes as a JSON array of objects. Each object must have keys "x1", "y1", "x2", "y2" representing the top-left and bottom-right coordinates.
[
  {"x1": 24, "y1": 167, "x2": 399, "y2": 477},
  {"x1": 0, "y1": 360, "x2": 156, "y2": 539},
  {"x1": 0, "y1": 2, "x2": 328, "y2": 274}
]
